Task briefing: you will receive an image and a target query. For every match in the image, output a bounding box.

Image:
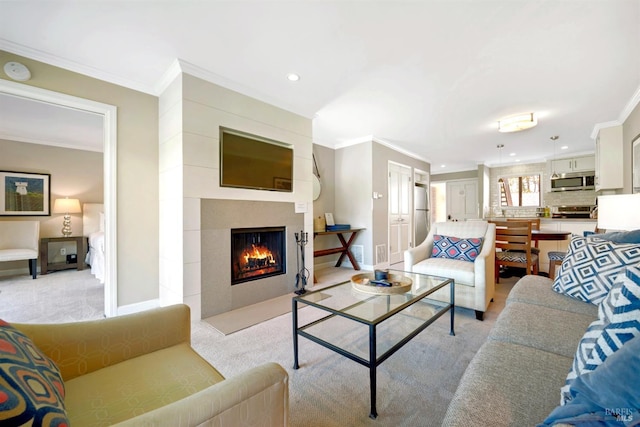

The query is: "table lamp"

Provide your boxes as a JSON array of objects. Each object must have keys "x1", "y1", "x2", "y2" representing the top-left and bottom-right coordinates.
[
  {"x1": 597, "y1": 194, "x2": 640, "y2": 231},
  {"x1": 53, "y1": 197, "x2": 82, "y2": 236}
]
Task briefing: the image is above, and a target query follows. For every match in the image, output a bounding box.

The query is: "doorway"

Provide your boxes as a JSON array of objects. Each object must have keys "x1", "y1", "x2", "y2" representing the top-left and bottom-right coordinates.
[
  {"x1": 388, "y1": 162, "x2": 412, "y2": 265},
  {"x1": 0, "y1": 79, "x2": 118, "y2": 317},
  {"x1": 446, "y1": 179, "x2": 479, "y2": 221}
]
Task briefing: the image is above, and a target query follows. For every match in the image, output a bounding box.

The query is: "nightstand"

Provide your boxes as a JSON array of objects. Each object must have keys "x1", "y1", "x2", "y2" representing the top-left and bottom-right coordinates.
[{"x1": 40, "y1": 236, "x2": 87, "y2": 275}]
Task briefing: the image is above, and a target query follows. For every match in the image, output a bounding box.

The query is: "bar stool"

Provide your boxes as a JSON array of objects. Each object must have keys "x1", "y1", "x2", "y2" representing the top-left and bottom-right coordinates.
[{"x1": 548, "y1": 251, "x2": 566, "y2": 279}]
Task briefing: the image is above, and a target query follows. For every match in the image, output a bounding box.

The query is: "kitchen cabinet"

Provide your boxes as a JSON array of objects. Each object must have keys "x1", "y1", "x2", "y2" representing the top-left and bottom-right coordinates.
[
  {"x1": 595, "y1": 125, "x2": 623, "y2": 191},
  {"x1": 537, "y1": 220, "x2": 597, "y2": 275},
  {"x1": 550, "y1": 155, "x2": 595, "y2": 174}
]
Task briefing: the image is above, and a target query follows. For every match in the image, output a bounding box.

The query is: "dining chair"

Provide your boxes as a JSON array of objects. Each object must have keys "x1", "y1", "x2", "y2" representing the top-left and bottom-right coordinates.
[
  {"x1": 507, "y1": 218, "x2": 540, "y2": 255},
  {"x1": 490, "y1": 220, "x2": 538, "y2": 283}
]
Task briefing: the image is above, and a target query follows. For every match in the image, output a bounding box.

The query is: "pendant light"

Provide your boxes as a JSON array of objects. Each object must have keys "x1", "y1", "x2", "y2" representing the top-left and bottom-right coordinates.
[
  {"x1": 497, "y1": 144, "x2": 504, "y2": 183},
  {"x1": 550, "y1": 136, "x2": 559, "y2": 180}
]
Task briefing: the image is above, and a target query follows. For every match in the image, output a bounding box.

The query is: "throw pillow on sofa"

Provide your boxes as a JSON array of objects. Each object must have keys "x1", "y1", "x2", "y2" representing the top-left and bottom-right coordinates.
[
  {"x1": 540, "y1": 335, "x2": 640, "y2": 427},
  {"x1": 560, "y1": 265, "x2": 640, "y2": 406},
  {"x1": 553, "y1": 236, "x2": 640, "y2": 305},
  {"x1": 0, "y1": 319, "x2": 69, "y2": 427},
  {"x1": 432, "y1": 235, "x2": 483, "y2": 262}
]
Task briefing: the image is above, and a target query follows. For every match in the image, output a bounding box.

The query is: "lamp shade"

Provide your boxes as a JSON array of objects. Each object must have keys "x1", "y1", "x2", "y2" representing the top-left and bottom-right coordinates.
[
  {"x1": 498, "y1": 113, "x2": 538, "y2": 133},
  {"x1": 53, "y1": 198, "x2": 82, "y2": 214},
  {"x1": 597, "y1": 194, "x2": 640, "y2": 231}
]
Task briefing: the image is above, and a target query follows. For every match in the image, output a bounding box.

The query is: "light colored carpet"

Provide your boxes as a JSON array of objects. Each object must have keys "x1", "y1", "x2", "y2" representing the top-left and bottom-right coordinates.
[
  {"x1": 0, "y1": 269, "x2": 104, "y2": 323},
  {"x1": 0, "y1": 265, "x2": 520, "y2": 426},
  {"x1": 192, "y1": 267, "x2": 519, "y2": 426}
]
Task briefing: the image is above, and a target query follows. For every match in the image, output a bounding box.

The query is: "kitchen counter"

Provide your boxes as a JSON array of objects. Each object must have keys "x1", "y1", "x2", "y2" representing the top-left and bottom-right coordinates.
[{"x1": 486, "y1": 217, "x2": 597, "y2": 222}]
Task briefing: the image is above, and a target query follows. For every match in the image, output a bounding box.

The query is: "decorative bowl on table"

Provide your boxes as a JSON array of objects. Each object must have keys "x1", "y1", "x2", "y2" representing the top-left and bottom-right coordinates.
[{"x1": 351, "y1": 272, "x2": 413, "y2": 295}]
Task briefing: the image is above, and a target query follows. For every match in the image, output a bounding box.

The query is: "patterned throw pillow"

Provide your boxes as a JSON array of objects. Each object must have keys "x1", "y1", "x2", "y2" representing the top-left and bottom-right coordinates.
[
  {"x1": 561, "y1": 265, "x2": 640, "y2": 405},
  {"x1": 432, "y1": 235, "x2": 484, "y2": 262},
  {"x1": 0, "y1": 320, "x2": 69, "y2": 426},
  {"x1": 553, "y1": 236, "x2": 640, "y2": 305}
]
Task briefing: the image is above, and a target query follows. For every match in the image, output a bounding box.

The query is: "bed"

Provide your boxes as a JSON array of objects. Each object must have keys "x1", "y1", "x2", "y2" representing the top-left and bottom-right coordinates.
[{"x1": 83, "y1": 203, "x2": 105, "y2": 284}]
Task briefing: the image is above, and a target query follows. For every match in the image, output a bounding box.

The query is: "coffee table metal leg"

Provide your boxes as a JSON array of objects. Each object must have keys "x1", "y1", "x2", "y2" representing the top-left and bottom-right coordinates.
[
  {"x1": 292, "y1": 299, "x2": 299, "y2": 369},
  {"x1": 450, "y1": 281, "x2": 455, "y2": 336},
  {"x1": 369, "y1": 324, "x2": 377, "y2": 419}
]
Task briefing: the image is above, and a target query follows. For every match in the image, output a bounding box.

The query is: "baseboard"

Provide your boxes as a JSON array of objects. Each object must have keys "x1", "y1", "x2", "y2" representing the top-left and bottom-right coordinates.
[{"x1": 116, "y1": 299, "x2": 160, "y2": 316}]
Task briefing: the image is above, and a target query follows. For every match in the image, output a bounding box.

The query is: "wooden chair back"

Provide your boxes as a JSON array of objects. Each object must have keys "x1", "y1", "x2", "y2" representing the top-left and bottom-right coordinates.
[
  {"x1": 490, "y1": 220, "x2": 538, "y2": 282},
  {"x1": 507, "y1": 218, "x2": 540, "y2": 248}
]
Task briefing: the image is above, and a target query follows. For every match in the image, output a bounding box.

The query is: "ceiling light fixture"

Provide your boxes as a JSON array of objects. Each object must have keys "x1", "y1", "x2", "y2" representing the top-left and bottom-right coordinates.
[
  {"x1": 497, "y1": 113, "x2": 537, "y2": 133},
  {"x1": 550, "y1": 136, "x2": 559, "y2": 179},
  {"x1": 497, "y1": 144, "x2": 504, "y2": 183},
  {"x1": 286, "y1": 73, "x2": 300, "y2": 82}
]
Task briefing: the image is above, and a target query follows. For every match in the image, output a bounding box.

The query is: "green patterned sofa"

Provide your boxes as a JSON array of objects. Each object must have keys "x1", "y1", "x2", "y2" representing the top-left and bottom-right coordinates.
[{"x1": 5, "y1": 304, "x2": 289, "y2": 426}]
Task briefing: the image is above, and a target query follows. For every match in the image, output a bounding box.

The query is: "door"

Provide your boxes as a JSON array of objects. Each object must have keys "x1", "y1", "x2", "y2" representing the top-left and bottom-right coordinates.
[
  {"x1": 388, "y1": 163, "x2": 412, "y2": 265},
  {"x1": 414, "y1": 183, "x2": 430, "y2": 246},
  {"x1": 446, "y1": 179, "x2": 478, "y2": 221}
]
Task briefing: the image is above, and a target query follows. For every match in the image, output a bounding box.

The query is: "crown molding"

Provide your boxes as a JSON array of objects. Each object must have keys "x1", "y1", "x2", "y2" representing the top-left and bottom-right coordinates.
[
  {"x1": 170, "y1": 59, "x2": 315, "y2": 119},
  {"x1": 0, "y1": 133, "x2": 103, "y2": 152},
  {"x1": 153, "y1": 59, "x2": 182, "y2": 95},
  {"x1": 1, "y1": 39, "x2": 157, "y2": 95},
  {"x1": 590, "y1": 83, "x2": 640, "y2": 139},
  {"x1": 333, "y1": 134, "x2": 430, "y2": 163}
]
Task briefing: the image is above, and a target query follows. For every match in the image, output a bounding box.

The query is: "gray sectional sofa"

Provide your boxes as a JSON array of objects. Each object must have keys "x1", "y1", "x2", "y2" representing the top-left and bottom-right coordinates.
[{"x1": 442, "y1": 274, "x2": 598, "y2": 426}]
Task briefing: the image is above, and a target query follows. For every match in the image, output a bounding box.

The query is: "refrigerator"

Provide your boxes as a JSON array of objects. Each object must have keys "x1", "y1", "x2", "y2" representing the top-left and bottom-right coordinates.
[{"x1": 414, "y1": 183, "x2": 430, "y2": 245}]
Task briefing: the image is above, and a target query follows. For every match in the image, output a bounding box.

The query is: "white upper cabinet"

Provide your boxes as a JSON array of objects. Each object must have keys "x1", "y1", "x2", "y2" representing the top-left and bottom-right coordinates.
[
  {"x1": 595, "y1": 125, "x2": 623, "y2": 191},
  {"x1": 551, "y1": 155, "x2": 595, "y2": 174}
]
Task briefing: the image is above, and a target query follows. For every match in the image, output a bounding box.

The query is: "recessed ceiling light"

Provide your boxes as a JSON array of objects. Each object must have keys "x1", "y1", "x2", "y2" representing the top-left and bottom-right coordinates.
[
  {"x1": 440, "y1": 164, "x2": 446, "y2": 168},
  {"x1": 509, "y1": 152, "x2": 516, "y2": 156},
  {"x1": 560, "y1": 145, "x2": 569, "y2": 150},
  {"x1": 286, "y1": 73, "x2": 300, "y2": 82}
]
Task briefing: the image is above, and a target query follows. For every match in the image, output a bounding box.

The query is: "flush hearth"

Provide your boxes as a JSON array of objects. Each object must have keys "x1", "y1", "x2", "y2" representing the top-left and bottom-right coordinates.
[{"x1": 231, "y1": 226, "x2": 286, "y2": 285}]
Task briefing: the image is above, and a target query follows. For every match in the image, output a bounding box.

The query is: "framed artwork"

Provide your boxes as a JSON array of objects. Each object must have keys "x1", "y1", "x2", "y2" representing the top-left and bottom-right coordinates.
[
  {"x1": 634, "y1": 134, "x2": 640, "y2": 194},
  {"x1": 324, "y1": 212, "x2": 335, "y2": 226},
  {"x1": 273, "y1": 177, "x2": 292, "y2": 191},
  {"x1": 0, "y1": 170, "x2": 51, "y2": 216}
]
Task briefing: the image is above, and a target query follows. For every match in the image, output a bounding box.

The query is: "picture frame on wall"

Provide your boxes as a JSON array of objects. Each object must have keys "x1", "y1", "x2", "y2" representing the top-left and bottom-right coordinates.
[
  {"x1": 634, "y1": 135, "x2": 640, "y2": 194},
  {"x1": 0, "y1": 170, "x2": 51, "y2": 216}
]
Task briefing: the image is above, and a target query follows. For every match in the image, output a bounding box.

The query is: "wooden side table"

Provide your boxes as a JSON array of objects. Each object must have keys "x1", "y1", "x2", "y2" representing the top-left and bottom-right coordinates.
[{"x1": 40, "y1": 236, "x2": 87, "y2": 275}]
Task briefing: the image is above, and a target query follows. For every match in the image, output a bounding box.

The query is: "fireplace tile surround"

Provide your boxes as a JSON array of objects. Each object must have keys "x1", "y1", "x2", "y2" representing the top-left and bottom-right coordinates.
[{"x1": 201, "y1": 199, "x2": 304, "y2": 318}]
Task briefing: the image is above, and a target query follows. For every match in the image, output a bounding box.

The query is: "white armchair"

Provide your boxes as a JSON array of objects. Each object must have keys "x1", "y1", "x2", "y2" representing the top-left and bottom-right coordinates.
[
  {"x1": 0, "y1": 220, "x2": 40, "y2": 279},
  {"x1": 404, "y1": 221, "x2": 495, "y2": 320}
]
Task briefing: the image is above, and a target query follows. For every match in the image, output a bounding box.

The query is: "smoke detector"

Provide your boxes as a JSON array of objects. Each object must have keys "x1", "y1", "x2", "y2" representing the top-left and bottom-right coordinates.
[{"x1": 4, "y1": 62, "x2": 31, "y2": 81}]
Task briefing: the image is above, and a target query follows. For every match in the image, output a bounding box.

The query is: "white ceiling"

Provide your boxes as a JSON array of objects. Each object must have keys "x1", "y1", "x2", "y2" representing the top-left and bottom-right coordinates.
[{"x1": 1, "y1": 1, "x2": 639, "y2": 171}]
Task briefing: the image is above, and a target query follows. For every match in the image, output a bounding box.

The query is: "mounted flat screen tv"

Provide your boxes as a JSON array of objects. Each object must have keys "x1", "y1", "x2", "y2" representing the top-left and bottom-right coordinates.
[{"x1": 220, "y1": 127, "x2": 293, "y2": 192}]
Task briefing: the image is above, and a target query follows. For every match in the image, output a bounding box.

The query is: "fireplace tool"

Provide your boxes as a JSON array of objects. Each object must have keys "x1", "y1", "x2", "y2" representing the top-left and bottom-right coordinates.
[{"x1": 294, "y1": 230, "x2": 309, "y2": 295}]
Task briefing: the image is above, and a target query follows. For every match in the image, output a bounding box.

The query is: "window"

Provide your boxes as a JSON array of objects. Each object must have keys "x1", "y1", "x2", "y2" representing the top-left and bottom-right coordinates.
[{"x1": 499, "y1": 174, "x2": 540, "y2": 207}]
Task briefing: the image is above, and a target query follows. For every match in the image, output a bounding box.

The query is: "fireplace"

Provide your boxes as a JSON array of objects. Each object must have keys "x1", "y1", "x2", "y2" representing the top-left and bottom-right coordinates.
[{"x1": 231, "y1": 227, "x2": 286, "y2": 285}]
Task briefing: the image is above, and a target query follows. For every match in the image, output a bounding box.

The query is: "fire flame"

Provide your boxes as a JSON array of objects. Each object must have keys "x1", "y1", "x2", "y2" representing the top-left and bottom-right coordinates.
[{"x1": 243, "y1": 244, "x2": 276, "y2": 265}]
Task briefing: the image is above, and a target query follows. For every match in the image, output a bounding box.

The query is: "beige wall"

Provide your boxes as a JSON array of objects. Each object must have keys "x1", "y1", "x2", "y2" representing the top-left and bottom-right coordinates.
[
  {"x1": 328, "y1": 140, "x2": 430, "y2": 269},
  {"x1": 0, "y1": 139, "x2": 103, "y2": 272},
  {"x1": 623, "y1": 101, "x2": 640, "y2": 193},
  {"x1": 0, "y1": 50, "x2": 159, "y2": 308}
]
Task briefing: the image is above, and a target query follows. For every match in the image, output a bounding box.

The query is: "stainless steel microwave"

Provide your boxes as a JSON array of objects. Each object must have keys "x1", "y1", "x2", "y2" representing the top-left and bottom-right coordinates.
[{"x1": 550, "y1": 171, "x2": 596, "y2": 192}]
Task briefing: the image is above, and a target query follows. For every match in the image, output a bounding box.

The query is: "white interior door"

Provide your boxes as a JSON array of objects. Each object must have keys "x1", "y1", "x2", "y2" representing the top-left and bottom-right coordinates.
[
  {"x1": 389, "y1": 163, "x2": 412, "y2": 264},
  {"x1": 446, "y1": 179, "x2": 478, "y2": 221}
]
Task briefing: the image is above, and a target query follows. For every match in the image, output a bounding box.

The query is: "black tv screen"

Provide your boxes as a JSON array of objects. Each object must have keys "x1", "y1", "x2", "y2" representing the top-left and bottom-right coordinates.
[{"x1": 220, "y1": 127, "x2": 293, "y2": 192}]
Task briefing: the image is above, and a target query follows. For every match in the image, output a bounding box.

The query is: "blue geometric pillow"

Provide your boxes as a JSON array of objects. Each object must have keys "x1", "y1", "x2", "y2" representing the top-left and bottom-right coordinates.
[
  {"x1": 432, "y1": 235, "x2": 483, "y2": 262},
  {"x1": 553, "y1": 236, "x2": 640, "y2": 305},
  {"x1": 561, "y1": 265, "x2": 640, "y2": 405}
]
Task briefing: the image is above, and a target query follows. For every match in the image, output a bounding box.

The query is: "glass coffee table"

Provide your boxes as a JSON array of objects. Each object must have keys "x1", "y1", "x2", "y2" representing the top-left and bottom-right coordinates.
[{"x1": 292, "y1": 270, "x2": 454, "y2": 419}]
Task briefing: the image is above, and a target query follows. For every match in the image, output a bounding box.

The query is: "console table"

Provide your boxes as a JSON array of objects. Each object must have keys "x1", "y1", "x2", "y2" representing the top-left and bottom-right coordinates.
[{"x1": 313, "y1": 228, "x2": 364, "y2": 278}]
